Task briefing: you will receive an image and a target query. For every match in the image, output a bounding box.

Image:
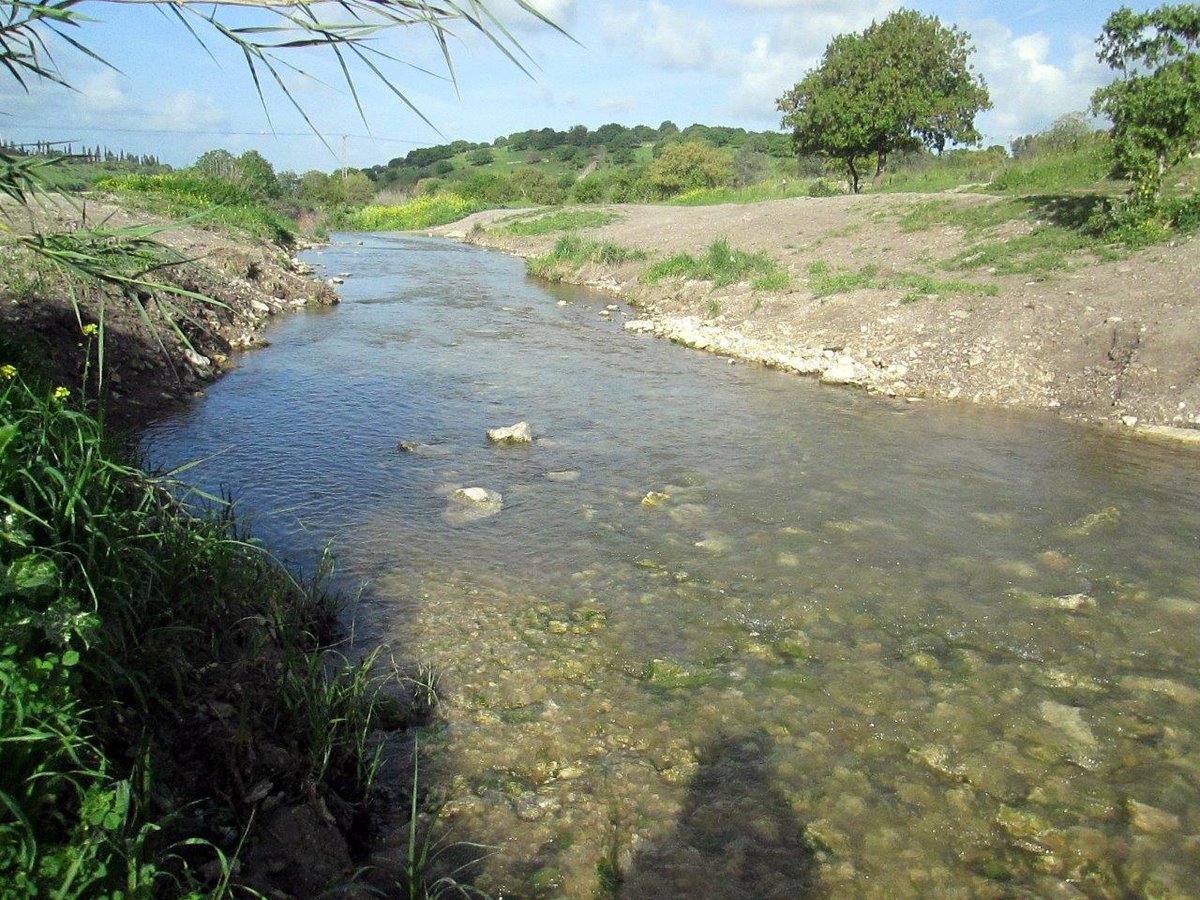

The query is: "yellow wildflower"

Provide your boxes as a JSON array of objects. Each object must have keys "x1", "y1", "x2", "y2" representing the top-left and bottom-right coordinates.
[
  {"x1": 0, "y1": 364, "x2": 16, "y2": 380},
  {"x1": 52, "y1": 386, "x2": 70, "y2": 401},
  {"x1": 81, "y1": 323, "x2": 99, "y2": 337}
]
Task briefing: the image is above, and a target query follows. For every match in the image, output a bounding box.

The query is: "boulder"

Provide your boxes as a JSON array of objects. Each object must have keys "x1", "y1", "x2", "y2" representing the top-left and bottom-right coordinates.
[{"x1": 487, "y1": 421, "x2": 533, "y2": 444}]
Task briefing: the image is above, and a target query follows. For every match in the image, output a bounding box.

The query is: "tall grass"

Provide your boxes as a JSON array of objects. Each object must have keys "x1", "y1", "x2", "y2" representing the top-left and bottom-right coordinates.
[
  {"x1": 0, "y1": 356, "x2": 393, "y2": 894},
  {"x1": 349, "y1": 194, "x2": 483, "y2": 231}
]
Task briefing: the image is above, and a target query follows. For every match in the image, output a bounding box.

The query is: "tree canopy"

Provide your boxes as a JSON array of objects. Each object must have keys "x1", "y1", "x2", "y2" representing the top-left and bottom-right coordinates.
[
  {"x1": 1091, "y1": 3, "x2": 1200, "y2": 200},
  {"x1": 777, "y1": 9, "x2": 991, "y2": 192}
]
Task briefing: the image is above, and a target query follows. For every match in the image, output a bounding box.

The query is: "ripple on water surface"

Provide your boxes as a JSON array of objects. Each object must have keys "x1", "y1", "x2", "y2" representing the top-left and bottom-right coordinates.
[{"x1": 143, "y1": 234, "x2": 1200, "y2": 898}]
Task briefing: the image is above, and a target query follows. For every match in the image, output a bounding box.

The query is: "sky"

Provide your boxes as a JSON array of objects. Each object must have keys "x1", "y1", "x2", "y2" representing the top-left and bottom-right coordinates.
[{"x1": 0, "y1": 1, "x2": 1160, "y2": 174}]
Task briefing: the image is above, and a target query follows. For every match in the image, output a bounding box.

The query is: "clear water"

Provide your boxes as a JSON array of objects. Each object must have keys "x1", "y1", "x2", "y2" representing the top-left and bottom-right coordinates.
[{"x1": 143, "y1": 233, "x2": 1200, "y2": 898}]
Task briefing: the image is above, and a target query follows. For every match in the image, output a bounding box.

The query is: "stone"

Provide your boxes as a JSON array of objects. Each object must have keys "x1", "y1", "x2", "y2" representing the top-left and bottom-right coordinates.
[
  {"x1": 455, "y1": 487, "x2": 501, "y2": 504},
  {"x1": 444, "y1": 487, "x2": 503, "y2": 524},
  {"x1": 1128, "y1": 800, "x2": 1180, "y2": 835},
  {"x1": 624, "y1": 319, "x2": 655, "y2": 333},
  {"x1": 1120, "y1": 676, "x2": 1200, "y2": 705},
  {"x1": 395, "y1": 440, "x2": 420, "y2": 453},
  {"x1": 641, "y1": 491, "x2": 670, "y2": 508},
  {"x1": 487, "y1": 421, "x2": 533, "y2": 444},
  {"x1": 1039, "y1": 701, "x2": 1098, "y2": 750},
  {"x1": 820, "y1": 361, "x2": 868, "y2": 386},
  {"x1": 545, "y1": 470, "x2": 580, "y2": 483}
]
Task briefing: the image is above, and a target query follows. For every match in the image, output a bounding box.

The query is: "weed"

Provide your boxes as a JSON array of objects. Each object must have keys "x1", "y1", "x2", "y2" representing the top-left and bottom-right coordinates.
[
  {"x1": 706, "y1": 299, "x2": 722, "y2": 318},
  {"x1": 398, "y1": 740, "x2": 493, "y2": 900},
  {"x1": 807, "y1": 263, "x2": 880, "y2": 297},
  {"x1": 751, "y1": 270, "x2": 791, "y2": 292},
  {"x1": 0, "y1": 371, "x2": 394, "y2": 893}
]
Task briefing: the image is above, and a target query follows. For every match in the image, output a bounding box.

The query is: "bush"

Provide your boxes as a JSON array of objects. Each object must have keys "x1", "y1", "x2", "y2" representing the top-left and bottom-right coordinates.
[{"x1": 648, "y1": 142, "x2": 733, "y2": 198}]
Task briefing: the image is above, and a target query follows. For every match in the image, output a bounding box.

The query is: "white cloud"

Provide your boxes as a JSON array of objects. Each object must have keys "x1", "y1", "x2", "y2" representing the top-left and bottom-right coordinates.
[
  {"x1": 969, "y1": 20, "x2": 1109, "y2": 141},
  {"x1": 597, "y1": 94, "x2": 637, "y2": 114},
  {"x1": 602, "y1": 1, "x2": 719, "y2": 71},
  {"x1": 490, "y1": 0, "x2": 576, "y2": 32},
  {"x1": 718, "y1": 2, "x2": 897, "y2": 122},
  {"x1": 78, "y1": 70, "x2": 127, "y2": 113},
  {"x1": 149, "y1": 91, "x2": 228, "y2": 132}
]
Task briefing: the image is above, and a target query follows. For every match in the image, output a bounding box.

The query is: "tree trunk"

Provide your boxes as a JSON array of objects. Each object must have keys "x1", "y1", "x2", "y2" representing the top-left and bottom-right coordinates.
[{"x1": 847, "y1": 158, "x2": 861, "y2": 194}]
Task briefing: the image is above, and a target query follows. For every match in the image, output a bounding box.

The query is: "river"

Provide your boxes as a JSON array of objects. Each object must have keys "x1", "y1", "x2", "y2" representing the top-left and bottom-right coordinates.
[{"x1": 143, "y1": 233, "x2": 1200, "y2": 898}]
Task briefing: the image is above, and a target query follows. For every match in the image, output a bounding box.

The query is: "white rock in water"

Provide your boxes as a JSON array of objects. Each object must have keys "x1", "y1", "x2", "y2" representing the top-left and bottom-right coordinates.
[
  {"x1": 455, "y1": 487, "x2": 501, "y2": 504},
  {"x1": 624, "y1": 320, "x2": 655, "y2": 333},
  {"x1": 487, "y1": 421, "x2": 533, "y2": 444},
  {"x1": 445, "y1": 487, "x2": 503, "y2": 525}
]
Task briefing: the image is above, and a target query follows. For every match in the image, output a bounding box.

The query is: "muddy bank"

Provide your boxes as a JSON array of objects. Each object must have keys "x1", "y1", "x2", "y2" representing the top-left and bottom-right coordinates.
[
  {"x1": 0, "y1": 198, "x2": 338, "y2": 428},
  {"x1": 432, "y1": 197, "x2": 1200, "y2": 440}
]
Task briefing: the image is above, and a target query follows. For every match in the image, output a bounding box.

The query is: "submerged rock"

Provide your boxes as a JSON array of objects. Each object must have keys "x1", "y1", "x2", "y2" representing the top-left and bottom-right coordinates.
[
  {"x1": 641, "y1": 491, "x2": 670, "y2": 508},
  {"x1": 487, "y1": 421, "x2": 534, "y2": 444},
  {"x1": 444, "y1": 487, "x2": 503, "y2": 524},
  {"x1": 1063, "y1": 505, "x2": 1121, "y2": 536}
]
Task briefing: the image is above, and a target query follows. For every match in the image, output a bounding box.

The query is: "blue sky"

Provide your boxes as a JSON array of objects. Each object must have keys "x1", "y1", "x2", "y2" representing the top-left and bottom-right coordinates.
[{"x1": 0, "y1": 1, "x2": 1156, "y2": 173}]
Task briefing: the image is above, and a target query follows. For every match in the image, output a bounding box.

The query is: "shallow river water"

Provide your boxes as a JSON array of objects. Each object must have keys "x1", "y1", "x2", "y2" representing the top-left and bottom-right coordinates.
[{"x1": 143, "y1": 233, "x2": 1200, "y2": 898}]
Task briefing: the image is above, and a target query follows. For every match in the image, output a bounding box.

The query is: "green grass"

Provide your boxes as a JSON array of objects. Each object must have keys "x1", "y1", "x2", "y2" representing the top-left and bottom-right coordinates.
[
  {"x1": 95, "y1": 172, "x2": 297, "y2": 244},
  {"x1": 500, "y1": 209, "x2": 618, "y2": 236},
  {"x1": 899, "y1": 198, "x2": 1029, "y2": 233},
  {"x1": 667, "y1": 178, "x2": 819, "y2": 206},
  {"x1": 0, "y1": 357, "x2": 395, "y2": 894},
  {"x1": 526, "y1": 234, "x2": 646, "y2": 280},
  {"x1": 644, "y1": 238, "x2": 786, "y2": 290}
]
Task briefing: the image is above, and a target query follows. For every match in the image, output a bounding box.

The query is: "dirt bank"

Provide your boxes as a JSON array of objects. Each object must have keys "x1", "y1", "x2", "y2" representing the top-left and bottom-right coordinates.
[
  {"x1": 0, "y1": 197, "x2": 338, "y2": 428},
  {"x1": 432, "y1": 196, "x2": 1200, "y2": 440}
]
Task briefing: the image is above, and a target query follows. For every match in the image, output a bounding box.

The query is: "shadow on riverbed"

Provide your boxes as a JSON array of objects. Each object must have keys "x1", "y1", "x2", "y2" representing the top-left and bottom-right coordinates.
[{"x1": 617, "y1": 729, "x2": 824, "y2": 899}]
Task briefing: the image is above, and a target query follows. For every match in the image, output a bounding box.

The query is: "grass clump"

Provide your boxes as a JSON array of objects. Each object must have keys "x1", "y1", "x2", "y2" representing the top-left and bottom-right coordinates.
[
  {"x1": 96, "y1": 172, "x2": 297, "y2": 244},
  {"x1": 0, "y1": 361, "x2": 398, "y2": 895},
  {"x1": 501, "y1": 209, "x2": 618, "y2": 236},
  {"x1": 349, "y1": 193, "x2": 483, "y2": 231},
  {"x1": 644, "y1": 238, "x2": 785, "y2": 290},
  {"x1": 526, "y1": 234, "x2": 646, "y2": 281}
]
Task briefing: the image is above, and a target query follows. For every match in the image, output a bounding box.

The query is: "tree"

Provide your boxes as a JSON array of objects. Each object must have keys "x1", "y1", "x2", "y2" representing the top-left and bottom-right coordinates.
[
  {"x1": 648, "y1": 141, "x2": 733, "y2": 197},
  {"x1": 1091, "y1": 4, "x2": 1200, "y2": 201},
  {"x1": 777, "y1": 9, "x2": 991, "y2": 192}
]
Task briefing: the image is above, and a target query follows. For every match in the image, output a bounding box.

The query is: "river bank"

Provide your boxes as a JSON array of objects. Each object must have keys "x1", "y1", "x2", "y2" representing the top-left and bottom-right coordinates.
[
  {"x1": 431, "y1": 196, "x2": 1200, "y2": 440},
  {"x1": 0, "y1": 197, "x2": 338, "y2": 427}
]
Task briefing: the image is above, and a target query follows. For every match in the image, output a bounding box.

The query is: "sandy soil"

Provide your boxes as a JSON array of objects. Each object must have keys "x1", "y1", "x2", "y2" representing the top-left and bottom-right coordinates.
[
  {"x1": 432, "y1": 195, "x2": 1200, "y2": 440},
  {"x1": 0, "y1": 197, "x2": 338, "y2": 428}
]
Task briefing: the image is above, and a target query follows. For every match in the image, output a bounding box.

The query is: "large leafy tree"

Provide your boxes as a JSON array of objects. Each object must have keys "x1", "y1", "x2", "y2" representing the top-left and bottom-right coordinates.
[
  {"x1": 777, "y1": 9, "x2": 991, "y2": 193},
  {"x1": 1091, "y1": 4, "x2": 1200, "y2": 201}
]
